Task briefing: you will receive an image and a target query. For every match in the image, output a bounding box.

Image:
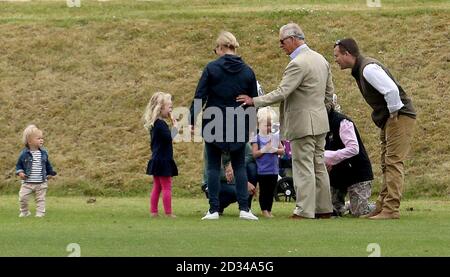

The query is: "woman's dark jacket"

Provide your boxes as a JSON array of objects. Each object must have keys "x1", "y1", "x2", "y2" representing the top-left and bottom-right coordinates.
[{"x1": 189, "y1": 54, "x2": 258, "y2": 152}]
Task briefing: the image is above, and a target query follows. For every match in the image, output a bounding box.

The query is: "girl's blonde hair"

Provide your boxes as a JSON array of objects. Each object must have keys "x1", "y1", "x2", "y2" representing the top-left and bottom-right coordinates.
[
  {"x1": 22, "y1": 124, "x2": 43, "y2": 147},
  {"x1": 257, "y1": 107, "x2": 278, "y2": 125},
  {"x1": 143, "y1": 92, "x2": 172, "y2": 130},
  {"x1": 216, "y1": 31, "x2": 240, "y2": 50}
]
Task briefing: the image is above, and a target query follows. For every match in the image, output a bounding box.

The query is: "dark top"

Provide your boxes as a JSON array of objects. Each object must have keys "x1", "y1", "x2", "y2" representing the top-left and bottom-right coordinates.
[
  {"x1": 326, "y1": 110, "x2": 373, "y2": 189},
  {"x1": 146, "y1": 119, "x2": 178, "y2": 177},
  {"x1": 189, "y1": 54, "x2": 258, "y2": 152},
  {"x1": 351, "y1": 55, "x2": 416, "y2": 129}
]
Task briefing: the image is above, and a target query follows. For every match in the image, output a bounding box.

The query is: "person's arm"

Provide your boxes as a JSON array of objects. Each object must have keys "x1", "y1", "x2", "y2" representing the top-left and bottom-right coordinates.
[
  {"x1": 170, "y1": 127, "x2": 179, "y2": 140},
  {"x1": 363, "y1": 64, "x2": 404, "y2": 115},
  {"x1": 154, "y1": 120, "x2": 174, "y2": 143},
  {"x1": 276, "y1": 141, "x2": 285, "y2": 156},
  {"x1": 247, "y1": 182, "x2": 256, "y2": 196},
  {"x1": 244, "y1": 143, "x2": 254, "y2": 164},
  {"x1": 238, "y1": 61, "x2": 305, "y2": 107},
  {"x1": 169, "y1": 113, "x2": 179, "y2": 139},
  {"x1": 324, "y1": 63, "x2": 335, "y2": 111},
  {"x1": 324, "y1": 119, "x2": 359, "y2": 166},
  {"x1": 15, "y1": 153, "x2": 27, "y2": 179},
  {"x1": 251, "y1": 135, "x2": 273, "y2": 159},
  {"x1": 254, "y1": 61, "x2": 305, "y2": 107},
  {"x1": 224, "y1": 162, "x2": 234, "y2": 184},
  {"x1": 189, "y1": 67, "x2": 210, "y2": 126},
  {"x1": 252, "y1": 142, "x2": 264, "y2": 159},
  {"x1": 249, "y1": 72, "x2": 259, "y2": 98},
  {"x1": 45, "y1": 155, "x2": 57, "y2": 177}
]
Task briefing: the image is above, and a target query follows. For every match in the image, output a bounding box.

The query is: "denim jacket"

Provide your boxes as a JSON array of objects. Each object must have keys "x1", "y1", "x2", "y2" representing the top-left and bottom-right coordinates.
[{"x1": 15, "y1": 148, "x2": 57, "y2": 181}]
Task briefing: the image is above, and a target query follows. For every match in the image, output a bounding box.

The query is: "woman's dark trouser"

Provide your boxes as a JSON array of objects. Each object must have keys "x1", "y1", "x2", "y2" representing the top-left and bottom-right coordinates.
[
  {"x1": 246, "y1": 161, "x2": 257, "y2": 209},
  {"x1": 205, "y1": 143, "x2": 249, "y2": 213},
  {"x1": 218, "y1": 162, "x2": 257, "y2": 212},
  {"x1": 218, "y1": 183, "x2": 236, "y2": 212},
  {"x1": 257, "y1": 174, "x2": 278, "y2": 212}
]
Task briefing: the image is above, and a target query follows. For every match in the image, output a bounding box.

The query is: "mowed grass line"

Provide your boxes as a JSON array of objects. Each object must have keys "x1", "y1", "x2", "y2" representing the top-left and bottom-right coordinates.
[{"x1": 0, "y1": 196, "x2": 449, "y2": 257}]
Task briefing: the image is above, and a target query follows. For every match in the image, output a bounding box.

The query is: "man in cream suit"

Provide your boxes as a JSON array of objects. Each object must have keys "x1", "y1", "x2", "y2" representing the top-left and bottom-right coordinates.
[{"x1": 237, "y1": 23, "x2": 334, "y2": 219}]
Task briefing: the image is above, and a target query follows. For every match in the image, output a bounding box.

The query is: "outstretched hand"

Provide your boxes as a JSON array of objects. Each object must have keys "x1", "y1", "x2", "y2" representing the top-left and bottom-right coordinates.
[
  {"x1": 236, "y1": 95, "x2": 254, "y2": 107},
  {"x1": 169, "y1": 112, "x2": 178, "y2": 127},
  {"x1": 247, "y1": 182, "x2": 257, "y2": 196},
  {"x1": 390, "y1": 111, "x2": 399, "y2": 122}
]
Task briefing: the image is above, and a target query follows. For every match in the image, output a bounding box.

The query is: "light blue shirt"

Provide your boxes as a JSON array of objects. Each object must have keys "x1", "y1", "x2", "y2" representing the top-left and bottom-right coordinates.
[{"x1": 289, "y1": 44, "x2": 308, "y2": 60}]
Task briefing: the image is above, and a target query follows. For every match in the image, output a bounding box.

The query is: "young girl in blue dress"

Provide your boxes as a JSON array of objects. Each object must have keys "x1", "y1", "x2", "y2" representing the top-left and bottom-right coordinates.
[{"x1": 143, "y1": 92, "x2": 178, "y2": 218}]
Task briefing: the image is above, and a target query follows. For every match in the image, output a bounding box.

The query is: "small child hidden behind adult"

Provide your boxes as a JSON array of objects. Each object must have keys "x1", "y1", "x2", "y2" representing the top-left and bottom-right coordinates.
[
  {"x1": 15, "y1": 125, "x2": 57, "y2": 218},
  {"x1": 251, "y1": 107, "x2": 285, "y2": 218},
  {"x1": 143, "y1": 92, "x2": 179, "y2": 218}
]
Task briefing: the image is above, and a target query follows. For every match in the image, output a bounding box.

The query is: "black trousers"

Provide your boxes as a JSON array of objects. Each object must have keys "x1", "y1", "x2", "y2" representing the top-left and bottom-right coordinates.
[{"x1": 257, "y1": 174, "x2": 278, "y2": 211}]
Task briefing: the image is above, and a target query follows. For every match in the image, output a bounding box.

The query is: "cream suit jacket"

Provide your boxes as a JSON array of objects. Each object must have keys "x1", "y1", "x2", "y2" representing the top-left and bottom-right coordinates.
[{"x1": 253, "y1": 46, "x2": 334, "y2": 140}]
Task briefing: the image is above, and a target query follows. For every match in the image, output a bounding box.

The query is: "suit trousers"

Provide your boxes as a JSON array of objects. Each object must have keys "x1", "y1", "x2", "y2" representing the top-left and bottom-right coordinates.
[
  {"x1": 291, "y1": 134, "x2": 333, "y2": 218},
  {"x1": 377, "y1": 115, "x2": 415, "y2": 214}
]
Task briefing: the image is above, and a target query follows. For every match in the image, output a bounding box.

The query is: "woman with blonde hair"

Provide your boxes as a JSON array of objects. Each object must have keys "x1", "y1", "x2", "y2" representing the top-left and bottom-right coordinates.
[{"x1": 189, "y1": 31, "x2": 259, "y2": 220}]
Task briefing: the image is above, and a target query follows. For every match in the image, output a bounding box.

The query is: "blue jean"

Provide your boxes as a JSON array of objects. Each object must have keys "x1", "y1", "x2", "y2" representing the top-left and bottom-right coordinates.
[{"x1": 205, "y1": 143, "x2": 249, "y2": 213}]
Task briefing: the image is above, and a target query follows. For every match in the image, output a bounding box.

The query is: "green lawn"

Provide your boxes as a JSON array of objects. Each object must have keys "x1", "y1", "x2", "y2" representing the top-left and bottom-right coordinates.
[
  {"x1": 0, "y1": 196, "x2": 448, "y2": 257},
  {"x1": 1, "y1": 0, "x2": 449, "y2": 197}
]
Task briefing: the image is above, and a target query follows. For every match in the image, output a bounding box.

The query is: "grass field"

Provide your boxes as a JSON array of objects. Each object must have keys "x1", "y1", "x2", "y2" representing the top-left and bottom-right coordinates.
[
  {"x1": 0, "y1": 0, "x2": 449, "y2": 198},
  {"x1": 0, "y1": 196, "x2": 449, "y2": 257}
]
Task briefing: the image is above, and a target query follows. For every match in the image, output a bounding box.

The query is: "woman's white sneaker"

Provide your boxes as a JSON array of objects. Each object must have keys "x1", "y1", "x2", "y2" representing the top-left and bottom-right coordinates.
[
  {"x1": 239, "y1": 210, "x2": 258, "y2": 220},
  {"x1": 201, "y1": 211, "x2": 219, "y2": 220}
]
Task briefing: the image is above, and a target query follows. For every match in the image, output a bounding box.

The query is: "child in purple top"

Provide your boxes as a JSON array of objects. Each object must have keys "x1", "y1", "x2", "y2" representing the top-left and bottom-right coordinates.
[{"x1": 251, "y1": 107, "x2": 285, "y2": 218}]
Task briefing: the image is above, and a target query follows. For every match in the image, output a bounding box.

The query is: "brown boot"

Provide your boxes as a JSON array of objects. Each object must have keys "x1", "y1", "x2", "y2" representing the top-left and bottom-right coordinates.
[
  {"x1": 315, "y1": 213, "x2": 333, "y2": 219},
  {"x1": 369, "y1": 210, "x2": 400, "y2": 220},
  {"x1": 360, "y1": 202, "x2": 383, "y2": 218},
  {"x1": 290, "y1": 214, "x2": 309, "y2": 220}
]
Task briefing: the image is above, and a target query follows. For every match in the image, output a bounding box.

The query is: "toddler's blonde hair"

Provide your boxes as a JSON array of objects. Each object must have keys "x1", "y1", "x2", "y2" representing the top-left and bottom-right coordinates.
[
  {"x1": 22, "y1": 124, "x2": 43, "y2": 147},
  {"x1": 143, "y1": 91, "x2": 172, "y2": 130},
  {"x1": 257, "y1": 107, "x2": 278, "y2": 126}
]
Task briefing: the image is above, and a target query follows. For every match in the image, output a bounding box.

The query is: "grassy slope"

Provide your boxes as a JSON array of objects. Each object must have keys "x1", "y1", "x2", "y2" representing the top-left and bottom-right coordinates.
[
  {"x1": 0, "y1": 0, "x2": 449, "y2": 197},
  {"x1": 0, "y1": 196, "x2": 449, "y2": 256}
]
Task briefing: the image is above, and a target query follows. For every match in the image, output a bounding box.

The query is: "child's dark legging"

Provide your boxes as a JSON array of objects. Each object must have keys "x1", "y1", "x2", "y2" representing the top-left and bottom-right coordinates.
[{"x1": 257, "y1": 174, "x2": 278, "y2": 212}]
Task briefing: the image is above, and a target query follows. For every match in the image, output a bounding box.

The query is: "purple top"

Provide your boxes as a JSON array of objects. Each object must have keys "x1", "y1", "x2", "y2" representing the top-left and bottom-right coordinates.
[
  {"x1": 251, "y1": 133, "x2": 280, "y2": 175},
  {"x1": 283, "y1": 140, "x2": 291, "y2": 158}
]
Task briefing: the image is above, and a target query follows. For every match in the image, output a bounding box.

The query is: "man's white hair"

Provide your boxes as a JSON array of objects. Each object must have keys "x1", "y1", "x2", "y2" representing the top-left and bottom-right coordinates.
[{"x1": 280, "y1": 23, "x2": 305, "y2": 40}]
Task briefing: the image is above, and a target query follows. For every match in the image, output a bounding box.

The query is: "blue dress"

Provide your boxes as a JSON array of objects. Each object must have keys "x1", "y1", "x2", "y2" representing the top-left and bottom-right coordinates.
[{"x1": 146, "y1": 119, "x2": 178, "y2": 177}]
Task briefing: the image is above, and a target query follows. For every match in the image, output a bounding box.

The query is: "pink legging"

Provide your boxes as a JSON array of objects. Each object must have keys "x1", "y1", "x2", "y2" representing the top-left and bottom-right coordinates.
[{"x1": 150, "y1": 176, "x2": 172, "y2": 215}]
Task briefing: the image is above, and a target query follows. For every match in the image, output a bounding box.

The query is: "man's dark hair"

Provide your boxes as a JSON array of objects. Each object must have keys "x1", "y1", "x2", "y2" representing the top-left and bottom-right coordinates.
[{"x1": 334, "y1": 38, "x2": 360, "y2": 57}]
